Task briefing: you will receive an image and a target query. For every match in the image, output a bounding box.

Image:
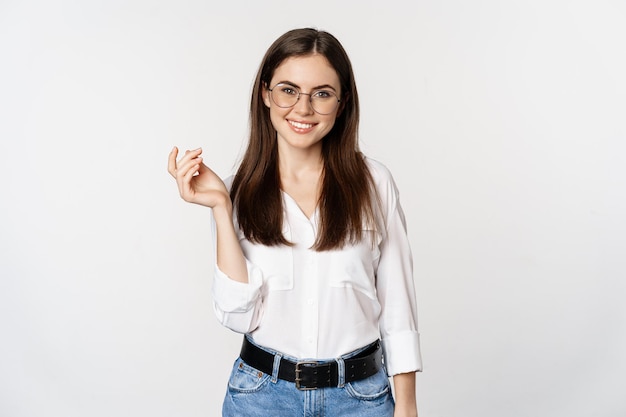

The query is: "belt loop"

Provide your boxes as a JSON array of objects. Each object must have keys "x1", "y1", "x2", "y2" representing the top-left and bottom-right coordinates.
[
  {"x1": 271, "y1": 353, "x2": 282, "y2": 383},
  {"x1": 335, "y1": 357, "x2": 345, "y2": 388}
]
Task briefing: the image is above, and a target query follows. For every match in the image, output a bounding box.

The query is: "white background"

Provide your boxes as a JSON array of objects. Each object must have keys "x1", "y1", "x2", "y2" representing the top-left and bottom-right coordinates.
[{"x1": 1, "y1": 0, "x2": 625, "y2": 416}]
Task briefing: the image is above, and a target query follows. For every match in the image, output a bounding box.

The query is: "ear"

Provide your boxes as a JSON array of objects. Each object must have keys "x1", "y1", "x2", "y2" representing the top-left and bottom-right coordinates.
[{"x1": 262, "y1": 83, "x2": 271, "y2": 108}]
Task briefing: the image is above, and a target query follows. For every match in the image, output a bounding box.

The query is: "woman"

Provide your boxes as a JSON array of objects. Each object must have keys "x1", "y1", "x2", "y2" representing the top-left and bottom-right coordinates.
[{"x1": 168, "y1": 28, "x2": 422, "y2": 417}]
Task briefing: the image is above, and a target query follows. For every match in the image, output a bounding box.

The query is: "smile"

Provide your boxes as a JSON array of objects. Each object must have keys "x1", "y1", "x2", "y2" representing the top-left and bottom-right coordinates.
[{"x1": 288, "y1": 120, "x2": 316, "y2": 130}]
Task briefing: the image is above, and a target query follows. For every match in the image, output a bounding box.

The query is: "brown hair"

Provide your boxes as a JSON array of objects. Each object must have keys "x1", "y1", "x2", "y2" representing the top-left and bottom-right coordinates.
[{"x1": 230, "y1": 28, "x2": 376, "y2": 251}]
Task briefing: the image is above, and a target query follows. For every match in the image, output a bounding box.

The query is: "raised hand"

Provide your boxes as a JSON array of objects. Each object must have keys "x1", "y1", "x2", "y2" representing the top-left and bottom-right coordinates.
[
  {"x1": 167, "y1": 147, "x2": 230, "y2": 208},
  {"x1": 168, "y1": 146, "x2": 247, "y2": 283}
]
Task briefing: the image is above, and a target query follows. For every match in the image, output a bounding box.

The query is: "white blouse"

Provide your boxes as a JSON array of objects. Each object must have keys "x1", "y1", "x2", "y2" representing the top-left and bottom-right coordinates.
[{"x1": 211, "y1": 158, "x2": 422, "y2": 376}]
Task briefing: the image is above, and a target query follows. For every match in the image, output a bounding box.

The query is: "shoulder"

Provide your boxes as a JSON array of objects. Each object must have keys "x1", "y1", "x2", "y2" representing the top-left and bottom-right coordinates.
[
  {"x1": 364, "y1": 156, "x2": 400, "y2": 199},
  {"x1": 364, "y1": 156, "x2": 393, "y2": 182}
]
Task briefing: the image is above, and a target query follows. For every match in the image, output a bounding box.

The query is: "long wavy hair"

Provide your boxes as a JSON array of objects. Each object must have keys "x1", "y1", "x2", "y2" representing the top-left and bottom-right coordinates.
[{"x1": 230, "y1": 28, "x2": 376, "y2": 251}]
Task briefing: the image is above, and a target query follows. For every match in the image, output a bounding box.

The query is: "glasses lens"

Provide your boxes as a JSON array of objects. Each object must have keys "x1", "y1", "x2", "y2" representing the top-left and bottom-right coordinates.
[
  {"x1": 310, "y1": 90, "x2": 339, "y2": 115},
  {"x1": 271, "y1": 84, "x2": 299, "y2": 108}
]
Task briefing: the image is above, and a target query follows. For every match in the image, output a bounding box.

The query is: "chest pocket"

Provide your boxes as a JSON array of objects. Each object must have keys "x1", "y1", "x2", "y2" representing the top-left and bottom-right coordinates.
[{"x1": 323, "y1": 230, "x2": 381, "y2": 300}]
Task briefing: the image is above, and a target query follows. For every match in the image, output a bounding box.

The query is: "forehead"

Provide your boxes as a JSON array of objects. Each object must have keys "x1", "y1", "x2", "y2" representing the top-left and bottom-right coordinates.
[{"x1": 270, "y1": 54, "x2": 340, "y2": 89}]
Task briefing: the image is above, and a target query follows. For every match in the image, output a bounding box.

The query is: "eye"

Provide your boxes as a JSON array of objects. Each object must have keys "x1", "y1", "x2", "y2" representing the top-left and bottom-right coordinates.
[
  {"x1": 279, "y1": 86, "x2": 298, "y2": 95},
  {"x1": 313, "y1": 90, "x2": 334, "y2": 99}
]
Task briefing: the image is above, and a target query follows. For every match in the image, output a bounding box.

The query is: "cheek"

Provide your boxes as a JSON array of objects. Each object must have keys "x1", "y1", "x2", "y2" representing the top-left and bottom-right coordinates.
[
  {"x1": 321, "y1": 115, "x2": 338, "y2": 132},
  {"x1": 268, "y1": 107, "x2": 286, "y2": 129}
]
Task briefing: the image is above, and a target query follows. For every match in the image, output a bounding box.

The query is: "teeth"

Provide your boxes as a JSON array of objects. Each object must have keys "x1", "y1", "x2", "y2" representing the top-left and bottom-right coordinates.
[{"x1": 289, "y1": 120, "x2": 314, "y2": 129}]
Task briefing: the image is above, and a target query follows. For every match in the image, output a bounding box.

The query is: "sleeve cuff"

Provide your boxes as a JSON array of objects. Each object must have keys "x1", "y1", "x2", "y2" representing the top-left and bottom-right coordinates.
[
  {"x1": 381, "y1": 331, "x2": 423, "y2": 376},
  {"x1": 212, "y1": 260, "x2": 263, "y2": 313}
]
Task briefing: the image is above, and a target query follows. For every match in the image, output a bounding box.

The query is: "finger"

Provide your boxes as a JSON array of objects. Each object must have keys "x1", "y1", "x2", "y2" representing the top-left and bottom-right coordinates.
[
  {"x1": 175, "y1": 156, "x2": 203, "y2": 179},
  {"x1": 175, "y1": 156, "x2": 203, "y2": 193},
  {"x1": 179, "y1": 163, "x2": 201, "y2": 201},
  {"x1": 171, "y1": 149, "x2": 201, "y2": 178},
  {"x1": 173, "y1": 148, "x2": 202, "y2": 174},
  {"x1": 167, "y1": 146, "x2": 179, "y2": 177},
  {"x1": 183, "y1": 163, "x2": 200, "y2": 183},
  {"x1": 196, "y1": 160, "x2": 210, "y2": 174},
  {"x1": 181, "y1": 147, "x2": 203, "y2": 162}
]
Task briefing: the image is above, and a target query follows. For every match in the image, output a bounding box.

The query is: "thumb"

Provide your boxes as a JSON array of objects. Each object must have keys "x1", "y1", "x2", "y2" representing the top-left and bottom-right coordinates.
[{"x1": 197, "y1": 161, "x2": 214, "y2": 176}]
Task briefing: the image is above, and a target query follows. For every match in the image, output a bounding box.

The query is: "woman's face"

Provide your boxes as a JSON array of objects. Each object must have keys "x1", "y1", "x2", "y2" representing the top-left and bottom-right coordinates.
[{"x1": 262, "y1": 54, "x2": 341, "y2": 155}]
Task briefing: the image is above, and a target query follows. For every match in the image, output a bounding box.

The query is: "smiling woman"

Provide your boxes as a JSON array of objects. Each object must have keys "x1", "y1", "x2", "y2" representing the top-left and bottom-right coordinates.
[
  {"x1": 168, "y1": 28, "x2": 421, "y2": 417},
  {"x1": 262, "y1": 55, "x2": 340, "y2": 158}
]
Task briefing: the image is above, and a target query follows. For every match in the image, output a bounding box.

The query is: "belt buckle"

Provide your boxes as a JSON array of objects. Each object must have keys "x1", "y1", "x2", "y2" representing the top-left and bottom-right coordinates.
[{"x1": 294, "y1": 361, "x2": 318, "y2": 391}]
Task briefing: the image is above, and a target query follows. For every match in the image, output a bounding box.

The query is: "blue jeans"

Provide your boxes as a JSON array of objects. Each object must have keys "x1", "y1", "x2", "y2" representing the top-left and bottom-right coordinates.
[{"x1": 222, "y1": 338, "x2": 395, "y2": 416}]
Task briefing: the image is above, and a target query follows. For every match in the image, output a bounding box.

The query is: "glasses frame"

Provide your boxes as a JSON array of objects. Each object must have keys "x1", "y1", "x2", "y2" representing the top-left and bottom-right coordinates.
[{"x1": 267, "y1": 83, "x2": 341, "y2": 115}]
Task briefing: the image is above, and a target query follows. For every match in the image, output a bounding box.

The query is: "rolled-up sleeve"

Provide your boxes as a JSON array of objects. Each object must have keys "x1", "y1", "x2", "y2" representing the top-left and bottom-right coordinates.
[
  {"x1": 209, "y1": 208, "x2": 265, "y2": 334},
  {"x1": 212, "y1": 260, "x2": 264, "y2": 334},
  {"x1": 375, "y1": 170, "x2": 423, "y2": 376}
]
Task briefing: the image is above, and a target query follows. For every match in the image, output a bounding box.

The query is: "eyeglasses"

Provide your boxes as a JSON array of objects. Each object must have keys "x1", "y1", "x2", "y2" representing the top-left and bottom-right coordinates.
[{"x1": 268, "y1": 83, "x2": 341, "y2": 115}]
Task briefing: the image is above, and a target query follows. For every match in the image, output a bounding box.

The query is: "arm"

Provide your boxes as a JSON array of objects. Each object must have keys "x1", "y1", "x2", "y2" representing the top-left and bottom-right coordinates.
[
  {"x1": 212, "y1": 202, "x2": 247, "y2": 284},
  {"x1": 393, "y1": 372, "x2": 418, "y2": 417},
  {"x1": 168, "y1": 147, "x2": 247, "y2": 283},
  {"x1": 369, "y1": 162, "x2": 422, "y2": 414},
  {"x1": 168, "y1": 147, "x2": 264, "y2": 333},
  {"x1": 375, "y1": 180, "x2": 422, "y2": 376},
  {"x1": 377, "y1": 201, "x2": 421, "y2": 416}
]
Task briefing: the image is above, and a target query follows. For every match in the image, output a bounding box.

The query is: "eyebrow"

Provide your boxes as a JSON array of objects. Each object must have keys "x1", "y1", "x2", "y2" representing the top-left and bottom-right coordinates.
[{"x1": 275, "y1": 81, "x2": 338, "y2": 92}]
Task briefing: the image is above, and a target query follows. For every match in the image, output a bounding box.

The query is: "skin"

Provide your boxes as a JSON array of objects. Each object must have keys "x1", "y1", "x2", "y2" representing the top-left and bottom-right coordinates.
[{"x1": 168, "y1": 54, "x2": 418, "y2": 417}]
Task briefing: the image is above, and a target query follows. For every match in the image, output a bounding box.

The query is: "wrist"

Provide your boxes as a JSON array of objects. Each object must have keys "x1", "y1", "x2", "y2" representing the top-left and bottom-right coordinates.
[
  {"x1": 392, "y1": 372, "x2": 417, "y2": 416},
  {"x1": 211, "y1": 196, "x2": 233, "y2": 217}
]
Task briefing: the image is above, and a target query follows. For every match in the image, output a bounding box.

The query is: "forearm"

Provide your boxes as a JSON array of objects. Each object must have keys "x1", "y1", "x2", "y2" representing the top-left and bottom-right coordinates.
[
  {"x1": 212, "y1": 202, "x2": 248, "y2": 283},
  {"x1": 392, "y1": 372, "x2": 418, "y2": 417}
]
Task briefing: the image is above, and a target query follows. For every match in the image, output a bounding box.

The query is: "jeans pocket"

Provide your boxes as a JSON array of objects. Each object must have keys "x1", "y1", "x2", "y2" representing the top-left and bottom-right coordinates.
[
  {"x1": 345, "y1": 368, "x2": 390, "y2": 401},
  {"x1": 228, "y1": 358, "x2": 271, "y2": 394}
]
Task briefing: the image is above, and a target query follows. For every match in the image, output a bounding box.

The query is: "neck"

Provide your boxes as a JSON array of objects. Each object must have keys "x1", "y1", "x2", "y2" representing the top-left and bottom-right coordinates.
[{"x1": 277, "y1": 142, "x2": 324, "y2": 180}]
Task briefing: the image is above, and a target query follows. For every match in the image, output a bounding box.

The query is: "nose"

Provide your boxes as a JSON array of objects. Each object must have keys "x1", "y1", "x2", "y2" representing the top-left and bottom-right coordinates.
[{"x1": 293, "y1": 92, "x2": 314, "y2": 115}]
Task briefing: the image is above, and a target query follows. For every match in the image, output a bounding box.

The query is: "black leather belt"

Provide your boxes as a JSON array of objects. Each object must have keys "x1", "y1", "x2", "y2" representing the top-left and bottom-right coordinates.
[{"x1": 239, "y1": 337, "x2": 383, "y2": 390}]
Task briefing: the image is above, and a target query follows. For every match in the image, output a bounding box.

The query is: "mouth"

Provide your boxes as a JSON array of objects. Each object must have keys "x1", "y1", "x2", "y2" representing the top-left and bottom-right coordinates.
[{"x1": 288, "y1": 119, "x2": 317, "y2": 133}]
